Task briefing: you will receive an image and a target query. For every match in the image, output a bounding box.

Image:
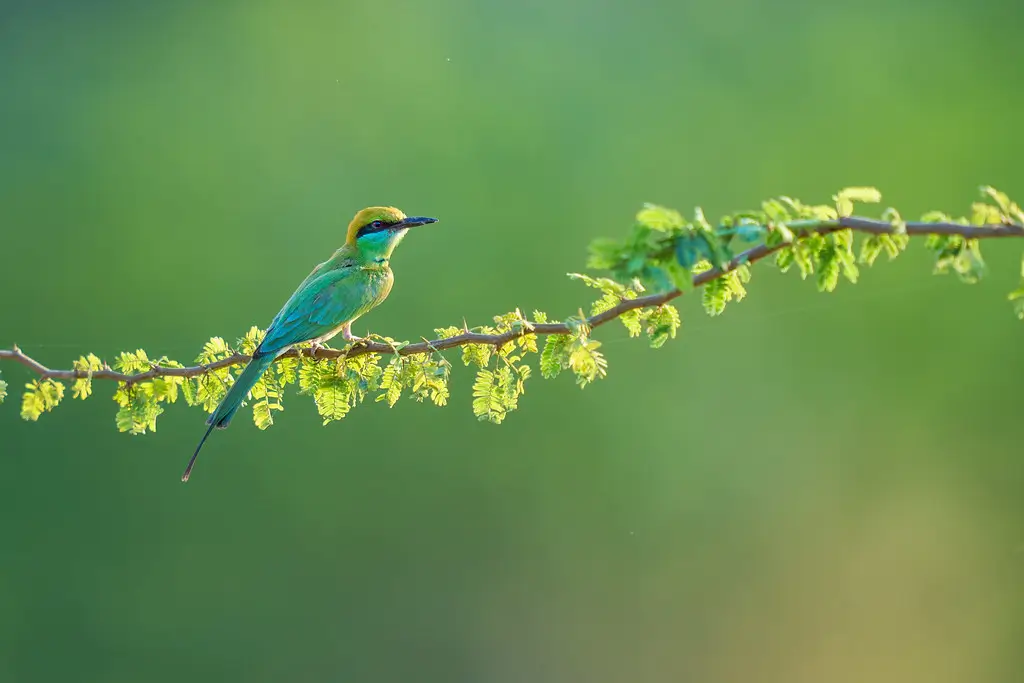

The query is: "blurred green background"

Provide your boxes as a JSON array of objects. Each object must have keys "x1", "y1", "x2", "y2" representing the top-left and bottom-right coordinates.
[{"x1": 1, "y1": 0, "x2": 1022, "y2": 681}]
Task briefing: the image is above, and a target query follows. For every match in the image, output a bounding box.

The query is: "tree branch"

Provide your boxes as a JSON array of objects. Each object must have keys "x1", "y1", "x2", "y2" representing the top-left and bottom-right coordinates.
[{"x1": 2, "y1": 217, "x2": 1022, "y2": 385}]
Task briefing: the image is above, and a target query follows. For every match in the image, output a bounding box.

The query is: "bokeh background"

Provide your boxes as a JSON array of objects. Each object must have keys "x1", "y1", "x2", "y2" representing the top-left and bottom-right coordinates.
[{"x1": 2, "y1": 0, "x2": 1022, "y2": 681}]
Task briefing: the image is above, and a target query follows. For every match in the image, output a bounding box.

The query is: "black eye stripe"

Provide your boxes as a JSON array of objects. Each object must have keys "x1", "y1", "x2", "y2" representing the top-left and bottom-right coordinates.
[{"x1": 356, "y1": 219, "x2": 397, "y2": 237}]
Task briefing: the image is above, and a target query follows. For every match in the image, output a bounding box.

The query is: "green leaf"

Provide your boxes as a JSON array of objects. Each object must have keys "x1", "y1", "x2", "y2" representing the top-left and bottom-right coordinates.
[
  {"x1": 703, "y1": 278, "x2": 728, "y2": 316},
  {"x1": 766, "y1": 223, "x2": 795, "y2": 247},
  {"x1": 408, "y1": 353, "x2": 451, "y2": 406},
  {"x1": 298, "y1": 356, "x2": 325, "y2": 394},
  {"x1": 836, "y1": 186, "x2": 882, "y2": 204},
  {"x1": 114, "y1": 349, "x2": 152, "y2": 374},
  {"x1": 835, "y1": 187, "x2": 881, "y2": 217},
  {"x1": 115, "y1": 404, "x2": 136, "y2": 433},
  {"x1": 301, "y1": 352, "x2": 380, "y2": 422},
  {"x1": 775, "y1": 246, "x2": 796, "y2": 272},
  {"x1": 920, "y1": 210, "x2": 953, "y2": 224},
  {"x1": 838, "y1": 253, "x2": 860, "y2": 284},
  {"x1": 197, "y1": 337, "x2": 234, "y2": 364},
  {"x1": 111, "y1": 375, "x2": 177, "y2": 434},
  {"x1": 511, "y1": 362, "x2": 531, "y2": 402},
  {"x1": 567, "y1": 338, "x2": 607, "y2": 388},
  {"x1": 21, "y1": 379, "x2": 65, "y2": 421},
  {"x1": 471, "y1": 355, "x2": 531, "y2": 423},
  {"x1": 377, "y1": 357, "x2": 407, "y2": 407},
  {"x1": 971, "y1": 202, "x2": 1003, "y2": 226},
  {"x1": 979, "y1": 186, "x2": 1021, "y2": 222},
  {"x1": 181, "y1": 377, "x2": 198, "y2": 406},
  {"x1": 250, "y1": 365, "x2": 283, "y2": 430},
  {"x1": 149, "y1": 375, "x2": 182, "y2": 405},
  {"x1": 0, "y1": 372, "x2": 6, "y2": 404},
  {"x1": 928, "y1": 234, "x2": 984, "y2": 282},
  {"x1": 311, "y1": 360, "x2": 358, "y2": 424},
  {"x1": 472, "y1": 369, "x2": 507, "y2": 424},
  {"x1": 252, "y1": 399, "x2": 277, "y2": 430},
  {"x1": 700, "y1": 266, "x2": 749, "y2": 317},
  {"x1": 878, "y1": 233, "x2": 908, "y2": 259},
  {"x1": 646, "y1": 304, "x2": 680, "y2": 348},
  {"x1": 238, "y1": 326, "x2": 266, "y2": 355},
  {"x1": 831, "y1": 231, "x2": 859, "y2": 284},
  {"x1": 881, "y1": 207, "x2": 907, "y2": 236},
  {"x1": 663, "y1": 260, "x2": 693, "y2": 292},
  {"x1": 777, "y1": 197, "x2": 804, "y2": 217},
  {"x1": 461, "y1": 342, "x2": 492, "y2": 369},
  {"x1": 590, "y1": 290, "x2": 637, "y2": 323},
  {"x1": 434, "y1": 326, "x2": 463, "y2": 340},
  {"x1": 761, "y1": 198, "x2": 792, "y2": 224},
  {"x1": 619, "y1": 308, "x2": 642, "y2": 337},
  {"x1": 636, "y1": 204, "x2": 686, "y2": 232},
  {"x1": 568, "y1": 272, "x2": 622, "y2": 293},
  {"x1": 859, "y1": 236, "x2": 883, "y2": 266},
  {"x1": 195, "y1": 370, "x2": 232, "y2": 414},
  {"x1": 71, "y1": 353, "x2": 104, "y2": 400},
  {"x1": 486, "y1": 310, "x2": 538, "y2": 354},
  {"x1": 191, "y1": 339, "x2": 238, "y2": 409},
  {"x1": 114, "y1": 388, "x2": 164, "y2": 435},
  {"x1": 572, "y1": 273, "x2": 641, "y2": 331},
  {"x1": 586, "y1": 237, "x2": 624, "y2": 270},
  {"x1": 517, "y1": 330, "x2": 539, "y2": 353},
  {"x1": 792, "y1": 240, "x2": 814, "y2": 279},
  {"x1": 540, "y1": 334, "x2": 570, "y2": 379},
  {"x1": 816, "y1": 246, "x2": 840, "y2": 292},
  {"x1": 276, "y1": 356, "x2": 298, "y2": 387},
  {"x1": 952, "y1": 239, "x2": 986, "y2": 284}
]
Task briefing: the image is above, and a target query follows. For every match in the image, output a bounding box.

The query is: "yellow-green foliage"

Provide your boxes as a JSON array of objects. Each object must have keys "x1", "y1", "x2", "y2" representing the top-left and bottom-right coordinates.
[
  {"x1": 21, "y1": 379, "x2": 64, "y2": 421},
  {"x1": 5, "y1": 187, "x2": 1022, "y2": 432},
  {"x1": 110, "y1": 349, "x2": 186, "y2": 434}
]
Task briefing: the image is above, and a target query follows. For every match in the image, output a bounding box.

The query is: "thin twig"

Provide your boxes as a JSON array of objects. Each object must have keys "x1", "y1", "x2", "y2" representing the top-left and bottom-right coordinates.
[{"x1": 2, "y1": 218, "x2": 1021, "y2": 385}]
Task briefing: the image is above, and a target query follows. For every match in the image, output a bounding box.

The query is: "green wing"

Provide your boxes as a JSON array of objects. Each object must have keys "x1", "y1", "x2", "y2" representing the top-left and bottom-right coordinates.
[{"x1": 257, "y1": 266, "x2": 388, "y2": 356}]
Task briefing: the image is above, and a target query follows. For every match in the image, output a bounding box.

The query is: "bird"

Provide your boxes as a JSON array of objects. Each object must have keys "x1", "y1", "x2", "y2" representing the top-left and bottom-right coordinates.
[{"x1": 181, "y1": 206, "x2": 438, "y2": 482}]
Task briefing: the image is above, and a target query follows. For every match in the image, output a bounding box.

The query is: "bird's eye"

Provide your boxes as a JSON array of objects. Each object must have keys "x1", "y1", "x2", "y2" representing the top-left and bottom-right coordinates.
[{"x1": 371, "y1": 220, "x2": 384, "y2": 229}]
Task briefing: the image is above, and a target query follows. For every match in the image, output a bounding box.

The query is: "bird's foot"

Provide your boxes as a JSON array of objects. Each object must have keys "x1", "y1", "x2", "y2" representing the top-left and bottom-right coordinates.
[
  {"x1": 341, "y1": 323, "x2": 364, "y2": 344},
  {"x1": 295, "y1": 341, "x2": 327, "y2": 361}
]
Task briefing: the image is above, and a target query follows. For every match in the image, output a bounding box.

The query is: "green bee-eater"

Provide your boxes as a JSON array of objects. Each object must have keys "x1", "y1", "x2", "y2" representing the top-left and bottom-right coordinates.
[{"x1": 182, "y1": 206, "x2": 438, "y2": 482}]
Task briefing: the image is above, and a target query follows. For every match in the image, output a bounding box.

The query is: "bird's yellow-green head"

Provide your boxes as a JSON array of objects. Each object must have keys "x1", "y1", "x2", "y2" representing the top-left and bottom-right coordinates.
[{"x1": 345, "y1": 206, "x2": 438, "y2": 260}]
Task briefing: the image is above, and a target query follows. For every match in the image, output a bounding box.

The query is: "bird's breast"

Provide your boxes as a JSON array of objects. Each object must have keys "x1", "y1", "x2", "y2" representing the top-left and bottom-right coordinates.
[{"x1": 361, "y1": 265, "x2": 394, "y2": 305}]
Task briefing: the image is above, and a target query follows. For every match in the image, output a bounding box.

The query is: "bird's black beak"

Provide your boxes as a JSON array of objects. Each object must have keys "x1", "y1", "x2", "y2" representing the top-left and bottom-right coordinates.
[{"x1": 396, "y1": 216, "x2": 438, "y2": 229}]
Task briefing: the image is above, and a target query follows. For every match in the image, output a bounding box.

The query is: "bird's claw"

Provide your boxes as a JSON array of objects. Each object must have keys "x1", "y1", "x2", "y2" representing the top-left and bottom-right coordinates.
[
  {"x1": 341, "y1": 323, "x2": 364, "y2": 344},
  {"x1": 296, "y1": 341, "x2": 326, "y2": 360}
]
